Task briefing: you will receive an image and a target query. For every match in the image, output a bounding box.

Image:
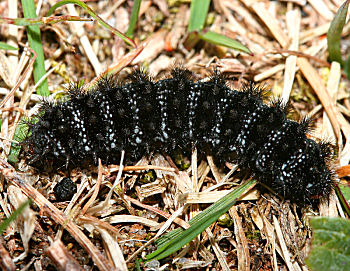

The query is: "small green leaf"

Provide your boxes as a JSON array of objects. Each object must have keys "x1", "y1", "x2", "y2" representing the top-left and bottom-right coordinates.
[
  {"x1": 0, "y1": 42, "x2": 18, "y2": 51},
  {"x1": 0, "y1": 199, "x2": 32, "y2": 235},
  {"x1": 307, "y1": 217, "x2": 350, "y2": 271},
  {"x1": 327, "y1": 0, "x2": 350, "y2": 65},
  {"x1": 21, "y1": 0, "x2": 50, "y2": 96},
  {"x1": 8, "y1": 121, "x2": 30, "y2": 164},
  {"x1": 145, "y1": 179, "x2": 256, "y2": 261},
  {"x1": 125, "y1": 0, "x2": 141, "y2": 38},
  {"x1": 198, "y1": 30, "x2": 251, "y2": 54},
  {"x1": 188, "y1": 0, "x2": 211, "y2": 32}
]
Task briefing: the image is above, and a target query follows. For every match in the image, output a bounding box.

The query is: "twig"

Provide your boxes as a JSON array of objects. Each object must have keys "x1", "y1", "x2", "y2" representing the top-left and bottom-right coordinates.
[{"x1": 46, "y1": 239, "x2": 84, "y2": 271}]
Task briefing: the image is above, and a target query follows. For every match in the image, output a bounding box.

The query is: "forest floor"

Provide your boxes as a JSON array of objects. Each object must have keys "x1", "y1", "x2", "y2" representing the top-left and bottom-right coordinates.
[{"x1": 0, "y1": 0, "x2": 349, "y2": 270}]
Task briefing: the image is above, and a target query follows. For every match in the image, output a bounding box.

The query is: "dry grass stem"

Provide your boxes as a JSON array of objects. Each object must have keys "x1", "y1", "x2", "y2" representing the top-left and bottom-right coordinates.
[{"x1": 46, "y1": 239, "x2": 84, "y2": 271}]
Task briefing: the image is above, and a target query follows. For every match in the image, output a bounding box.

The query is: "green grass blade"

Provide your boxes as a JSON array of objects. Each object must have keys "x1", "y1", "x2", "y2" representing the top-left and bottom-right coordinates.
[
  {"x1": 188, "y1": 0, "x2": 210, "y2": 32},
  {"x1": 125, "y1": 0, "x2": 141, "y2": 38},
  {"x1": 155, "y1": 227, "x2": 183, "y2": 247},
  {"x1": 0, "y1": 42, "x2": 18, "y2": 51},
  {"x1": 47, "y1": 0, "x2": 136, "y2": 47},
  {"x1": 184, "y1": 32, "x2": 200, "y2": 50},
  {"x1": 333, "y1": 182, "x2": 350, "y2": 217},
  {"x1": 145, "y1": 179, "x2": 256, "y2": 261},
  {"x1": 0, "y1": 199, "x2": 32, "y2": 235},
  {"x1": 344, "y1": 53, "x2": 350, "y2": 80},
  {"x1": 0, "y1": 15, "x2": 92, "y2": 26},
  {"x1": 327, "y1": 0, "x2": 350, "y2": 65},
  {"x1": 21, "y1": 0, "x2": 49, "y2": 96},
  {"x1": 198, "y1": 30, "x2": 251, "y2": 54}
]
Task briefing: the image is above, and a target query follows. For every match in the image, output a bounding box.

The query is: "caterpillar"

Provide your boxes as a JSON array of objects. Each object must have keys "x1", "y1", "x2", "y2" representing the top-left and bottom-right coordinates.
[{"x1": 22, "y1": 68, "x2": 335, "y2": 204}]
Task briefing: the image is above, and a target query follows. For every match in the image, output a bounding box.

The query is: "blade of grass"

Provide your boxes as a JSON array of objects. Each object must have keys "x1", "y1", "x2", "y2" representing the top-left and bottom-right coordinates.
[
  {"x1": 47, "y1": 0, "x2": 136, "y2": 48},
  {"x1": 186, "y1": 0, "x2": 251, "y2": 54},
  {"x1": 184, "y1": 31, "x2": 200, "y2": 50},
  {"x1": 327, "y1": 0, "x2": 350, "y2": 66},
  {"x1": 125, "y1": 0, "x2": 141, "y2": 38},
  {"x1": 0, "y1": 15, "x2": 92, "y2": 26},
  {"x1": 198, "y1": 30, "x2": 251, "y2": 54},
  {"x1": 345, "y1": 55, "x2": 350, "y2": 79},
  {"x1": 21, "y1": 0, "x2": 49, "y2": 96},
  {"x1": 333, "y1": 182, "x2": 350, "y2": 217},
  {"x1": 145, "y1": 179, "x2": 256, "y2": 261},
  {"x1": 0, "y1": 199, "x2": 32, "y2": 235},
  {"x1": 0, "y1": 42, "x2": 18, "y2": 51},
  {"x1": 188, "y1": 0, "x2": 211, "y2": 32}
]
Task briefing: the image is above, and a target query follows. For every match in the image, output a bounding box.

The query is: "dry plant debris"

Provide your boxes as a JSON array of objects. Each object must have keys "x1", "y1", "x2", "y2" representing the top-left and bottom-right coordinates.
[{"x1": 0, "y1": 0, "x2": 349, "y2": 270}]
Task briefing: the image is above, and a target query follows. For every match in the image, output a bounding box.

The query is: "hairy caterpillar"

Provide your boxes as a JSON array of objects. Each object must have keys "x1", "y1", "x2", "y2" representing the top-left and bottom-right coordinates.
[{"x1": 22, "y1": 69, "x2": 335, "y2": 204}]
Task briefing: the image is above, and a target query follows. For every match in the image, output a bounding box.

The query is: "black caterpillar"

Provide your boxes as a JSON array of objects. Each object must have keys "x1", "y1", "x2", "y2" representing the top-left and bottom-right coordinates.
[{"x1": 22, "y1": 68, "x2": 335, "y2": 204}]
